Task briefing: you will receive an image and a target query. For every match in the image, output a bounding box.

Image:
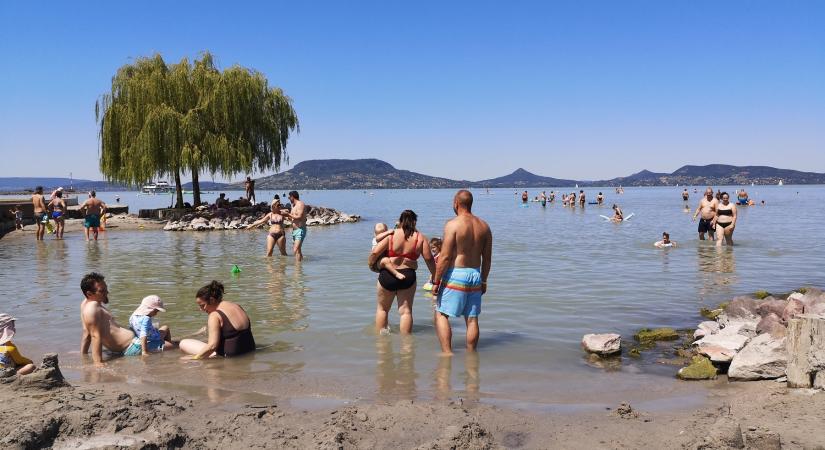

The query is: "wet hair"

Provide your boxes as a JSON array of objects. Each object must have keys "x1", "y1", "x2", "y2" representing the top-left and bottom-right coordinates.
[
  {"x1": 56, "y1": 191, "x2": 63, "y2": 198},
  {"x1": 288, "y1": 190, "x2": 299, "y2": 200},
  {"x1": 398, "y1": 210, "x2": 417, "y2": 239},
  {"x1": 273, "y1": 194, "x2": 280, "y2": 200},
  {"x1": 430, "y1": 237, "x2": 442, "y2": 251},
  {"x1": 81, "y1": 272, "x2": 106, "y2": 297},
  {"x1": 90, "y1": 190, "x2": 96, "y2": 197},
  {"x1": 196, "y1": 280, "x2": 225, "y2": 305},
  {"x1": 35, "y1": 186, "x2": 43, "y2": 194},
  {"x1": 663, "y1": 232, "x2": 670, "y2": 239},
  {"x1": 455, "y1": 190, "x2": 473, "y2": 211},
  {"x1": 721, "y1": 191, "x2": 730, "y2": 199}
]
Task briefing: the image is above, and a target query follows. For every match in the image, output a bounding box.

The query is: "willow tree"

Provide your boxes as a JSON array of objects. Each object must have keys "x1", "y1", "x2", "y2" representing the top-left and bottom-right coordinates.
[{"x1": 96, "y1": 52, "x2": 299, "y2": 207}]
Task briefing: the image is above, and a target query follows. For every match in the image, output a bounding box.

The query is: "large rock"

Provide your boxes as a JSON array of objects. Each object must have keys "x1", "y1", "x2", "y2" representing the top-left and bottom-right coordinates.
[
  {"x1": 698, "y1": 343, "x2": 737, "y2": 363},
  {"x1": 678, "y1": 356, "x2": 718, "y2": 380},
  {"x1": 693, "y1": 321, "x2": 721, "y2": 340},
  {"x1": 694, "y1": 333, "x2": 749, "y2": 354},
  {"x1": 633, "y1": 328, "x2": 679, "y2": 344},
  {"x1": 728, "y1": 334, "x2": 788, "y2": 380},
  {"x1": 581, "y1": 333, "x2": 621, "y2": 356},
  {"x1": 725, "y1": 296, "x2": 760, "y2": 320},
  {"x1": 757, "y1": 313, "x2": 787, "y2": 339},
  {"x1": 782, "y1": 298, "x2": 805, "y2": 322},
  {"x1": 756, "y1": 299, "x2": 787, "y2": 319},
  {"x1": 720, "y1": 319, "x2": 758, "y2": 338}
]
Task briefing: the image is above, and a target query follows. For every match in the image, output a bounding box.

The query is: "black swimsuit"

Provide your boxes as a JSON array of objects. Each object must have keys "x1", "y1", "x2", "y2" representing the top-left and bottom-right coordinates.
[
  {"x1": 716, "y1": 208, "x2": 733, "y2": 228},
  {"x1": 215, "y1": 310, "x2": 255, "y2": 357}
]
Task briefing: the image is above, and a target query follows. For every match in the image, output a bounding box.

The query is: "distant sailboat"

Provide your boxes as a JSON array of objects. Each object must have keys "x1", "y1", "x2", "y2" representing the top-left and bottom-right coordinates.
[
  {"x1": 778, "y1": 180, "x2": 783, "y2": 186},
  {"x1": 575, "y1": 184, "x2": 578, "y2": 188}
]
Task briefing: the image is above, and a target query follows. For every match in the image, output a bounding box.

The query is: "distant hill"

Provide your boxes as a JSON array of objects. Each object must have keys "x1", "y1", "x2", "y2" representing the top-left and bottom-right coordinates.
[
  {"x1": 182, "y1": 181, "x2": 230, "y2": 190},
  {"x1": 473, "y1": 168, "x2": 577, "y2": 188},
  {"x1": 246, "y1": 159, "x2": 469, "y2": 190},
  {"x1": 595, "y1": 165, "x2": 825, "y2": 187},
  {"x1": 0, "y1": 177, "x2": 129, "y2": 192}
]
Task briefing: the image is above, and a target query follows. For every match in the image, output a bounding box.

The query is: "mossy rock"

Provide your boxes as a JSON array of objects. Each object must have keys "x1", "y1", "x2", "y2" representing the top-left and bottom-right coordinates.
[
  {"x1": 634, "y1": 327, "x2": 679, "y2": 344},
  {"x1": 700, "y1": 308, "x2": 722, "y2": 320},
  {"x1": 628, "y1": 347, "x2": 641, "y2": 358},
  {"x1": 797, "y1": 287, "x2": 808, "y2": 294},
  {"x1": 717, "y1": 301, "x2": 729, "y2": 310},
  {"x1": 677, "y1": 356, "x2": 717, "y2": 380},
  {"x1": 754, "y1": 290, "x2": 771, "y2": 300}
]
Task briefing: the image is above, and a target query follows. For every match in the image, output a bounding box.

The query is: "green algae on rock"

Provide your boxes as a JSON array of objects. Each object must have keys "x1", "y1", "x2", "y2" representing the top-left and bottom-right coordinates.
[
  {"x1": 754, "y1": 290, "x2": 771, "y2": 300},
  {"x1": 633, "y1": 328, "x2": 679, "y2": 344},
  {"x1": 677, "y1": 356, "x2": 718, "y2": 380}
]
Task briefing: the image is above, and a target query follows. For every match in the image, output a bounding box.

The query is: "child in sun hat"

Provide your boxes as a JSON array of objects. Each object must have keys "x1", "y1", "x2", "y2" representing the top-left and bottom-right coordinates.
[
  {"x1": 124, "y1": 295, "x2": 175, "y2": 356},
  {"x1": 0, "y1": 313, "x2": 36, "y2": 375}
]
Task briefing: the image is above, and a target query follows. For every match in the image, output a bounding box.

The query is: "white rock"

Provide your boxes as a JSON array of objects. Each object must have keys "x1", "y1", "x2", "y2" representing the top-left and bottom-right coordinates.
[
  {"x1": 694, "y1": 321, "x2": 721, "y2": 340},
  {"x1": 728, "y1": 334, "x2": 787, "y2": 380},
  {"x1": 788, "y1": 292, "x2": 805, "y2": 302},
  {"x1": 694, "y1": 333, "x2": 749, "y2": 354},
  {"x1": 581, "y1": 333, "x2": 621, "y2": 356},
  {"x1": 698, "y1": 344, "x2": 738, "y2": 363}
]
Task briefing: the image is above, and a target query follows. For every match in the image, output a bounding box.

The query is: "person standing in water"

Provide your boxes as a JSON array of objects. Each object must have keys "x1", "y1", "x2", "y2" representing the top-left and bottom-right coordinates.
[
  {"x1": 433, "y1": 190, "x2": 492, "y2": 355},
  {"x1": 611, "y1": 204, "x2": 624, "y2": 222},
  {"x1": 682, "y1": 189, "x2": 689, "y2": 202},
  {"x1": 596, "y1": 192, "x2": 604, "y2": 205},
  {"x1": 31, "y1": 186, "x2": 48, "y2": 241},
  {"x1": 284, "y1": 191, "x2": 308, "y2": 262},
  {"x1": 250, "y1": 197, "x2": 288, "y2": 257},
  {"x1": 79, "y1": 191, "x2": 107, "y2": 241},
  {"x1": 540, "y1": 191, "x2": 547, "y2": 207},
  {"x1": 244, "y1": 176, "x2": 256, "y2": 204},
  {"x1": 48, "y1": 190, "x2": 67, "y2": 239},
  {"x1": 521, "y1": 191, "x2": 528, "y2": 205},
  {"x1": 713, "y1": 192, "x2": 737, "y2": 246},
  {"x1": 578, "y1": 190, "x2": 586, "y2": 207},
  {"x1": 692, "y1": 187, "x2": 718, "y2": 241},
  {"x1": 549, "y1": 191, "x2": 555, "y2": 203}
]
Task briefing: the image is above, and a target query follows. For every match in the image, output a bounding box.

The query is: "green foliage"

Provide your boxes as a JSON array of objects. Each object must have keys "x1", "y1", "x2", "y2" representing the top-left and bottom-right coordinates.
[
  {"x1": 96, "y1": 52, "x2": 299, "y2": 206},
  {"x1": 754, "y1": 290, "x2": 771, "y2": 300}
]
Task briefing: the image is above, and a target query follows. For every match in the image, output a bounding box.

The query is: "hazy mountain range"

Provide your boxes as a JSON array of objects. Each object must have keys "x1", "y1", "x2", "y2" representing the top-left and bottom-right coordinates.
[{"x1": 3, "y1": 160, "x2": 824, "y2": 192}]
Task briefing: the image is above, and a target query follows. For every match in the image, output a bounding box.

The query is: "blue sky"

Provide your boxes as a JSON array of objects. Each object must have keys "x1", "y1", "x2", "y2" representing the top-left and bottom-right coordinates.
[{"x1": 1, "y1": 1, "x2": 823, "y2": 182}]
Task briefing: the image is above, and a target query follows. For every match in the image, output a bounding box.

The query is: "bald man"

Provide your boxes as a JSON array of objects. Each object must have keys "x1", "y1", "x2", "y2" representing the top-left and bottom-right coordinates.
[{"x1": 432, "y1": 190, "x2": 493, "y2": 355}]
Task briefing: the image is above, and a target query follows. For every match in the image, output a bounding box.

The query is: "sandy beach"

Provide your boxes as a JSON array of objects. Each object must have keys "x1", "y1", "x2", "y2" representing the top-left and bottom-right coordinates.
[{"x1": 2, "y1": 359, "x2": 824, "y2": 449}]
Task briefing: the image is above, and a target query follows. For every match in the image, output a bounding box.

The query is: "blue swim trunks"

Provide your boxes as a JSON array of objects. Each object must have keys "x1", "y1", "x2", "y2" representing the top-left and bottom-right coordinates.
[
  {"x1": 292, "y1": 226, "x2": 307, "y2": 241},
  {"x1": 122, "y1": 337, "x2": 165, "y2": 356},
  {"x1": 436, "y1": 267, "x2": 483, "y2": 318},
  {"x1": 84, "y1": 214, "x2": 100, "y2": 228}
]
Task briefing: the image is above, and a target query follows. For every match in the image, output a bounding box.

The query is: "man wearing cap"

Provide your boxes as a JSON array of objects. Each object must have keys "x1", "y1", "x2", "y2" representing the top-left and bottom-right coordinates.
[
  {"x1": 0, "y1": 313, "x2": 36, "y2": 375},
  {"x1": 79, "y1": 273, "x2": 136, "y2": 365},
  {"x1": 125, "y1": 295, "x2": 175, "y2": 356}
]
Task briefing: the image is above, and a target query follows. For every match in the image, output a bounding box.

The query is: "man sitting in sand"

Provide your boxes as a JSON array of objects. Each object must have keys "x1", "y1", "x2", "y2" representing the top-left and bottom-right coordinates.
[
  {"x1": 80, "y1": 191, "x2": 107, "y2": 241},
  {"x1": 80, "y1": 272, "x2": 135, "y2": 366},
  {"x1": 432, "y1": 190, "x2": 492, "y2": 355}
]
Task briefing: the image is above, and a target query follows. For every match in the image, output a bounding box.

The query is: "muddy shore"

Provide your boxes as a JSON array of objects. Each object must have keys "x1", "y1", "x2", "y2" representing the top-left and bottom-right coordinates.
[{"x1": 1, "y1": 355, "x2": 824, "y2": 449}]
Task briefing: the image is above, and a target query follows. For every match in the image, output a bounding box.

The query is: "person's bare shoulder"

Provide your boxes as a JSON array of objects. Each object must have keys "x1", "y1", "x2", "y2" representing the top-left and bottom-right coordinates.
[{"x1": 81, "y1": 301, "x2": 101, "y2": 325}]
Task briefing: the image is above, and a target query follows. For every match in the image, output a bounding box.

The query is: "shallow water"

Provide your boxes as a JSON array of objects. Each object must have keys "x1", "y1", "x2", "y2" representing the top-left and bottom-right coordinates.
[{"x1": 2, "y1": 186, "x2": 824, "y2": 409}]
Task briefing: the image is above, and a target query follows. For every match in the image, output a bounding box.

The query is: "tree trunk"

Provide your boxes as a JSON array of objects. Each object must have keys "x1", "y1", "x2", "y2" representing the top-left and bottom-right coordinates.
[
  {"x1": 191, "y1": 167, "x2": 201, "y2": 206},
  {"x1": 174, "y1": 169, "x2": 184, "y2": 209}
]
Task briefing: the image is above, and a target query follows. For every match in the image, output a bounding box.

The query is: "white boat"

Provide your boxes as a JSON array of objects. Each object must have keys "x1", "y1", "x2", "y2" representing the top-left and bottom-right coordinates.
[
  {"x1": 141, "y1": 181, "x2": 174, "y2": 194},
  {"x1": 778, "y1": 180, "x2": 783, "y2": 186}
]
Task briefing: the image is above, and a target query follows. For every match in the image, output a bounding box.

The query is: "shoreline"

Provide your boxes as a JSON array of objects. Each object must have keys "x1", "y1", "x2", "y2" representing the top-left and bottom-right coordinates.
[{"x1": 2, "y1": 357, "x2": 823, "y2": 449}]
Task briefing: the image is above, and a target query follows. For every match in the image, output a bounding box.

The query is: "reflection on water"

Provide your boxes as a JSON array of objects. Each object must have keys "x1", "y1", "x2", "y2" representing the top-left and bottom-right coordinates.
[{"x1": 3, "y1": 186, "x2": 825, "y2": 407}]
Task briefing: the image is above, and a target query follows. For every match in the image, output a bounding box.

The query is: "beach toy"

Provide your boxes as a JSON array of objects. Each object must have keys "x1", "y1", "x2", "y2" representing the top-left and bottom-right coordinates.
[
  {"x1": 45, "y1": 221, "x2": 55, "y2": 234},
  {"x1": 100, "y1": 215, "x2": 107, "y2": 231},
  {"x1": 231, "y1": 264, "x2": 242, "y2": 274},
  {"x1": 423, "y1": 282, "x2": 433, "y2": 291}
]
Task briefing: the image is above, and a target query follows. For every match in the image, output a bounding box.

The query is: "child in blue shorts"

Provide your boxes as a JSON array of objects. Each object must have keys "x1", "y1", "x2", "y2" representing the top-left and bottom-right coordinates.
[{"x1": 125, "y1": 295, "x2": 174, "y2": 356}]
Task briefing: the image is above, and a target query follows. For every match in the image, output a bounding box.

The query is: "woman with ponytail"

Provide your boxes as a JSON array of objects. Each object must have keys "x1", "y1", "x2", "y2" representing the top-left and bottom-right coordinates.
[
  {"x1": 368, "y1": 210, "x2": 436, "y2": 334},
  {"x1": 179, "y1": 280, "x2": 256, "y2": 358}
]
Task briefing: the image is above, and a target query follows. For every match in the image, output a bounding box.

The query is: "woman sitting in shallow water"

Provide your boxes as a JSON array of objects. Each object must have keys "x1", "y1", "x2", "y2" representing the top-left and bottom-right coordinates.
[{"x1": 179, "y1": 281, "x2": 255, "y2": 359}]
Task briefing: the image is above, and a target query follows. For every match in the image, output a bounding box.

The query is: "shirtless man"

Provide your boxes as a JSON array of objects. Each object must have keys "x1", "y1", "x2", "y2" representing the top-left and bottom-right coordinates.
[
  {"x1": 432, "y1": 190, "x2": 493, "y2": 355},
  {"x1": 245, "y1": 176, "x2": 256, "y2": 204},
  {"x1": 31, "y1": 186, "x2": 48, "y2": 241},
  {"x1": 80, "y1": 191, "x2": 107, "y2": 241},
  {"x1": 596, "y1": 192, "x2": 604, "y2": 205},
  {"x1": 579, "y1": 190, "x2": 586, "y2": 207},
  {"x1": 692, "y1": 187, "x2": 718, "y2": 240},
  {"x1": 682, "y1": 188, "x2": 689, "y2": 202},
  {"x1": 79, "y1": 272, "x2": 135, "y2": 366},
  {"x1": 284, "y1": 190, "x2": 308, "y2": 262}
]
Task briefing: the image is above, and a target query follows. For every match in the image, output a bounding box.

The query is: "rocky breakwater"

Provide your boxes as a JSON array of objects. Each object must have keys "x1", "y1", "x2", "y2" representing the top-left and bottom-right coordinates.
[
  {"x1": 682, "y1": 288, "x2": 825, "y2": 382},
  {"x1": 162, "y1": 204, "x2": 359, "y2": 231}
]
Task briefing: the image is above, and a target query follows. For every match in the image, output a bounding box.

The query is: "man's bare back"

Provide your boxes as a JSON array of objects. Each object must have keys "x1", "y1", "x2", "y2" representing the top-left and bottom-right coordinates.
[
  {"x1": 81, "y1": 197, "x2": 105, "y2": 216},
  {"x1": 443, "y1": 214, "x2": 491, "y2": 271},
  {"x1": 32, "y1": 193, "x2": 46, "y2": 213}
]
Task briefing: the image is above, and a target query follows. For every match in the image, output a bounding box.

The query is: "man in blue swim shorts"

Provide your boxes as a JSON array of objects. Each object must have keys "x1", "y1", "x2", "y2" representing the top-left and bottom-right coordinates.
[
  {"x1": 80, "y1": 190, "x2": 107, "y2": 241},
  {"x1": 433, "y1": 190, "x2": 493, "y2": 355},
  {"x1": 284, "y1": 191, "x2": 308, "y2": 262}
]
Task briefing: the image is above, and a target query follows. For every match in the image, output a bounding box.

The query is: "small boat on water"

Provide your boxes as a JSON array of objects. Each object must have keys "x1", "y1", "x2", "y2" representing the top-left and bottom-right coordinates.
[
  {"x1": 778, "y1": 180, "x2": 783, "y2": 186},
  {"x1": 141, "y1": 181, "x2": 174, "y2": 194}
]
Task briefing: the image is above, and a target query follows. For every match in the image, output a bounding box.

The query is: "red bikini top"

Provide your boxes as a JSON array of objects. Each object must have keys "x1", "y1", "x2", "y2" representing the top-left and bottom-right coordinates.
[{"x1": 387, "y1": 232, "x2": 420, "y2": 260}]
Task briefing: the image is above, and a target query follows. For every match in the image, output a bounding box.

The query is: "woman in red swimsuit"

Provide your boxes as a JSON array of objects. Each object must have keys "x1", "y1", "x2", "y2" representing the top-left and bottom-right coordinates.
[{"x1": 368, "y1": 210, "x2": 436, "y2": 334}]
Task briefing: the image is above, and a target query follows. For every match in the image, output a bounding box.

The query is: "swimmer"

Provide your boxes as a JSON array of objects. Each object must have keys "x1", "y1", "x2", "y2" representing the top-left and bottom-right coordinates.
[
  {"x1": 521, "y1": 191, "x2": 528, "y2": 204},
  {"x1": 540, "y1": 191, "x2": 547, "y2": 207},
  {"x1": 654, "y1": 232, "x2": 676, "y2": 248},
  {"x1": 561, "y1": 194, "x2": 568, "y2": 206},
  {"x1": 611, "y1": 204, "x2": 624, "y2": 222},
  {"x1": 713, "y1": 192, "x2": 737, "y2": 247},
  {"x1": 692, "y1": 187, "x2": 718, "y2": 241},
  {"x1": 682, "y1": 188, "x2": 689, "y2": 202},
  {"x1": 596, "y1": 192, "x2": 604, "y2": 205},
  {"x1": 737, "y1": 189, "x2": 749, "y2": 206},
  {"x1": 250, "y1": 198, "x2": 288, "y2": 256},
  {"x1": 578, "y1": 190, "x2": 586, "y2": 207},
  {"x1": 370, "y1": 223, "x2": 407, "y2": 280}
]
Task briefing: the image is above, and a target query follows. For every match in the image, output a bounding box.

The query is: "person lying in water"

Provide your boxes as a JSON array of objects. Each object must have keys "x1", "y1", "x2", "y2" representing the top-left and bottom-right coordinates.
[
  {"x1": 370, "y1": 223, "x2": 408, "y2": 280},
  {"x1": 655, "y1": 232, "x2": 676, "y2": 248}
]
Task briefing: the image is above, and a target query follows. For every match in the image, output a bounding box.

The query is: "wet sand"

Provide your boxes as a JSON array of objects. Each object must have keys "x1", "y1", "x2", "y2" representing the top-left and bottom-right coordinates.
[
  {"x1": 2, "y1": 365, "x2": 824, "y2": 449},
  {"x1": 3, "y1": 214, "x2": 166, "y2": 239}
]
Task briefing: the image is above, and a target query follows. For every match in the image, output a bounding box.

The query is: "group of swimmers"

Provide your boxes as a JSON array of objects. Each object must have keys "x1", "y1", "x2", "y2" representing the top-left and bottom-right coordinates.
[
  {"x1": 521, "y1": 190, "x2": 607, "y2": 207},
  {"x1": 249, "y1": 190, "x2": 308, "y2": 261},
  {"x1": 26, "y1": 186, "x2": 108, "y2": 241}
]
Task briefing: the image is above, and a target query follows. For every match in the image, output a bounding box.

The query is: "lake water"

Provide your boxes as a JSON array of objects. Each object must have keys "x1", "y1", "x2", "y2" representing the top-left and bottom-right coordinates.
[{"x1": 2, "y1": 186, "x2": 824, "y2": 410}]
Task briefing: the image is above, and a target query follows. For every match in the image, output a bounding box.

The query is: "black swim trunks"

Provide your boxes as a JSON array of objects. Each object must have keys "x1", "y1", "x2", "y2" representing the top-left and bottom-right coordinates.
[
  {"x1": 378, "y1": 268, "x2": 417, "y2": 292},
  {"x1": 698, "y1": 218, "x2": 715, "y2": 234}
]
